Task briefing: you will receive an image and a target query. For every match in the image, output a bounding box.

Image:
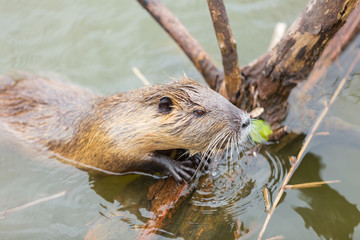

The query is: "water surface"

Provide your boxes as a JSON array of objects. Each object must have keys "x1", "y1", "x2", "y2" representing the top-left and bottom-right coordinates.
[{"x1": 1, "y1": 1, "x2": 359, "y2": 239}]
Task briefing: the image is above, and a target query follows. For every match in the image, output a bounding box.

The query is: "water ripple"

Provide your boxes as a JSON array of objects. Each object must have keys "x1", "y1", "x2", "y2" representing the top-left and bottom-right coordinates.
[{"x1": 190, "y1": 148, "x2": 288, "y2": 226}]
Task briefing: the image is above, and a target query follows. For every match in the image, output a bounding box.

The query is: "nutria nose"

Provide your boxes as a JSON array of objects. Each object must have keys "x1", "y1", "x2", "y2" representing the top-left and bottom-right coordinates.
[{"x1": 241, "y1": 118, "x2": 250, "y2": 129}]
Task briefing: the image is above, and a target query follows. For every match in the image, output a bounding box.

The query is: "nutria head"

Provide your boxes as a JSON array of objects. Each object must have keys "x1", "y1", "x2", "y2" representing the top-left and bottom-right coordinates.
[
  {"x1": 119, "y1": 78, "x2": 251, "y2": 156},
  {"x1": 97, "y1": 77, "x2": 251, "y2": 162}
]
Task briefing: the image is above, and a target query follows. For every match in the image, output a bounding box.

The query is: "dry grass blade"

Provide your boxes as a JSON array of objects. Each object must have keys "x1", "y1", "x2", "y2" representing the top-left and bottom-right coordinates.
[
  {"x1": 315, "y1": 131, "x2": 330, "y2": 136},
  {"x1": 285, "y1": 180, "x2": 340, "y2": 189},
  {"x1": 0, "y1": 191, "x2": 66, "y2": 218},
  {"x1": 257, "y1": 52, "x2": 360, "y2": 240},
  {"x1": 288, "y1": 156, "x2": 296, "y2": 165},
  {"x1": 263, "y1": 187, "x2": 271, "y2": 212},
  {"x1": 132, "y1": 67, "x2": 151, "y2": 86},
  {"x1": 266, "y1": 235, "x2": 285, "y2": 240}
]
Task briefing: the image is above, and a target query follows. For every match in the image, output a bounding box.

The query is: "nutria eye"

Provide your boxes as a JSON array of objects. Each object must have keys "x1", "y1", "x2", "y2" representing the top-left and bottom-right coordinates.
[
  {"x1": 159, "y1": 97, "x2": 173, "y2": 114},
  {"x1": 193, "y1": 109, "x2": 206, "y2": 117}
]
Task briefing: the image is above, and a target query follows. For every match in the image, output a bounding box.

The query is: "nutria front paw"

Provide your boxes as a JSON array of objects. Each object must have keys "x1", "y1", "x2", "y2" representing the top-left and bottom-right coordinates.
[
  {"x1": 166, "y1": 158, "x2": 196, "y2": 183},
  {"x1": 181, "y1": 153, "x2": 211, "y2": 172},
  {"x1": 147, "y1": 152, "x2": 196, "y2": 183}
]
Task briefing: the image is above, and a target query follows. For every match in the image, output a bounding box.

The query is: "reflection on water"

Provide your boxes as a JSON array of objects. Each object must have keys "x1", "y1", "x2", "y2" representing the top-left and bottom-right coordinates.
[
  {"x1": 291, "y1": 153, "x2": 360, "y2": 240},
  {"x1": 86, "y1": 174, "x2": 156, "y2": 239},
  {"x1": 83, "y1": 136, "x2": 300, "y2": 239}
]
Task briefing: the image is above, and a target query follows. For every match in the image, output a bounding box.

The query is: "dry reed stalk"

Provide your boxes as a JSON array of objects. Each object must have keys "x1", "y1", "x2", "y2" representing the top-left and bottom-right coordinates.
[
  {"x1": 263, "y1": 187, "x2": 271, "y2": 213},
  {"x1": 257, "y1": 52, "x2": 360, "y2": 240},
  {"x1": 0, "y1": 191, "x2": 66, "y2": 218},
  {"x1": 132, "y1": 67, "x2": 151, "y2": 86},
  {"x1": 285, "y1": 180, "x2": 340, "y2": 189},
  {"x1": 314, "y1": 131, "x2": 330, "y2": 136},
  {"x1": 288, "y1": 156, "x2": 296, "y2": 165},
  {"x1": 265, "y1": 235, "x2": 285, "y2": 240}
]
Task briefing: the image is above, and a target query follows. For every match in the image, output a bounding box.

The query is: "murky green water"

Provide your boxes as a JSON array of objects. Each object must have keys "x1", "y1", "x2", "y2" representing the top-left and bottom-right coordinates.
[{"x1": 1, "y1": 0, "x2": 359, "y2": 239}]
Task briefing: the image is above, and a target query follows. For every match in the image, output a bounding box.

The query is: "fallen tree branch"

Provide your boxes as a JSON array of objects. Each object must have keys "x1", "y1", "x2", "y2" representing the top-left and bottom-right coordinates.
[
  {"x1": 240, "y1": 0, "x2": 359, "y2": 128},
  {"x1": 207, "y1": 0, "x2": 242, "y2": 102},
  {"x1": 299, "y1": 3, "x2": 360, "y2": 92},
  {"x1": 137, "y1": 0, "x2": 221, "y2": 90}
]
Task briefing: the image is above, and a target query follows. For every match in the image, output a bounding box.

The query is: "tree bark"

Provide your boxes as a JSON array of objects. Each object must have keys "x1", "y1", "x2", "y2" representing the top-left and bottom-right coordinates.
[
  {"x1": 239, "y1": 0, "x2": 359, "y2": 128},
  {"x1": 136, "y1": 179, "x2": 190, "y2": 240},
  {"x1": 299, "y1": 3, "x2": 360, "y2": 93},
  {"x1": 207, "y1": 0, "x2": 242, "y2": 103}
]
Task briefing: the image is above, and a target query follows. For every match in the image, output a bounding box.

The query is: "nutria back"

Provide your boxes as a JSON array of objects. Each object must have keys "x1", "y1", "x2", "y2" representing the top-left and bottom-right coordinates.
[{"x1": 0, "y1": 74, "x2": 97, "y2": 144}]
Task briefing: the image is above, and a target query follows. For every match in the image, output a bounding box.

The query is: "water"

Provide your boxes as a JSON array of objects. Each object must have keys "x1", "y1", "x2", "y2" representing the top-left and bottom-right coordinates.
[{"x1": 1, "y1": 0, "x2": 360, "y2": 239}]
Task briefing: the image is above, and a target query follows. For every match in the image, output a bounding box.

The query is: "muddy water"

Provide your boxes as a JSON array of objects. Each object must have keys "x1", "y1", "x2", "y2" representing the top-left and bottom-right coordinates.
[{"x1": 1, "y1": 0, "x2": 360, "y2": 239}]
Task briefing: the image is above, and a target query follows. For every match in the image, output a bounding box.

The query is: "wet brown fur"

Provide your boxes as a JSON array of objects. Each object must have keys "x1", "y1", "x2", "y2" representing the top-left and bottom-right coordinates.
[{"x1": 0, "y1": 73, "x2": 249, "y2": 175}]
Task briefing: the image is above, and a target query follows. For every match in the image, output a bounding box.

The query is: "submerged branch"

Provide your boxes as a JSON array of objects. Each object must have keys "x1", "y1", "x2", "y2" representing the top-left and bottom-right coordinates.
[{"x1": 136, "y1": 178, "x2": 190, "y2": 240}]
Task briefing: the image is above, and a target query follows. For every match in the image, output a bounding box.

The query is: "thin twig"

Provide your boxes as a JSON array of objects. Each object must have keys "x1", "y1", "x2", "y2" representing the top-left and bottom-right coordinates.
[
  {"x1": 268, "y1": 23, "x2": 287, "y2": 50},
  {"x1": 0, "y1": 191, "x2": 66, "y2": 218},
  {"x1": 288, "y1": 156, "x2": 296, "y2": 165},
  {"x1": 132, "y1": 67, "x2": 151, "y2": 86},
  {"x1": 266, "y1": 235, "x2": 285, "y2": 240},
  {"x1": 314, "y1": 131, "x2": 330, "y2": 136},
  {"x1": 263, "y1": 187, "x2": 271, "y2": 212},
  {"x1": 269, "y1": 126, "x2": 289, "y2": 142},
  {"x1": 257, "y1": 52, "x2": 360, "y2": 240},
  {"x1": 137, "y1": 0, "x2": 221, "y2": 89}
]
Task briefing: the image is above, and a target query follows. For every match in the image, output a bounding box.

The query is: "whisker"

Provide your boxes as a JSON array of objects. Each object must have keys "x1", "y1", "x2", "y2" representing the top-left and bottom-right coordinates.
[
  {"x1": 224, "y1": 133, "x2": 233, "y2": 173},
  {"x1": 176, "y1": 149, "x2": 190, "y2": 161},
  {"x1": 190, "y1": 128, "x2": 228, "y2": 181}
]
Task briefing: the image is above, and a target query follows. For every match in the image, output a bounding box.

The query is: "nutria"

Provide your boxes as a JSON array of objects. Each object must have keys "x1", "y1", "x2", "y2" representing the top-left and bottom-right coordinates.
[{"x1": 0, "y1": 74, "x2": 251, "y2": 182}]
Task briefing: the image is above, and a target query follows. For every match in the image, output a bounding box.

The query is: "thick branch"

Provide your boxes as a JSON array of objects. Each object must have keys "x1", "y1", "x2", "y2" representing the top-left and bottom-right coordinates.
[
  {"x1": 300, "y1": 3, "x2": 360, "y2": 92},
  {"x1": 137, "y1": 0, "x2": 221, "y2": 89},
  {"x1": 207, "y1": 0, "x2": 242, "y2": 103},
  {"x1": 240, "y1": 0, "x2": 359, "y2": 128},
  {"x1": 289, "y1": 4, "x2": 360, "y2": 132}
]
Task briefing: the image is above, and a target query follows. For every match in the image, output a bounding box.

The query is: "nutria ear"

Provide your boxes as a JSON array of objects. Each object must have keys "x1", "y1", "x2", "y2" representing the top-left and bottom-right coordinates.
[{"x1": 159, "y1": 97, "x2": 173, "y2": 113}]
